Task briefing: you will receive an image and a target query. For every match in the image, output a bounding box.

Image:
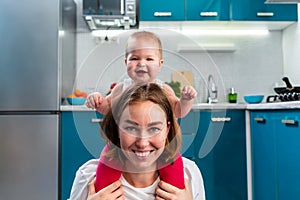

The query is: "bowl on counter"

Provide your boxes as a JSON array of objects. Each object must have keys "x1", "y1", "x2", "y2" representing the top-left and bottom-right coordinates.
[
  {"x1": 243, "y1": 95, "x2": 264, "y2": 104},
  {"x1": 67, "y1": 97, "x2": 86, "y2": 105}
]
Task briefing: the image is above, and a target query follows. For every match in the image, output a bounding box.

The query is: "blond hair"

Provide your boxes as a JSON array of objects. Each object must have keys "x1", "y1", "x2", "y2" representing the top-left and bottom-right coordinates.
[{"x1": 125, "y1": 31, "x2": 163, "y2": 58}]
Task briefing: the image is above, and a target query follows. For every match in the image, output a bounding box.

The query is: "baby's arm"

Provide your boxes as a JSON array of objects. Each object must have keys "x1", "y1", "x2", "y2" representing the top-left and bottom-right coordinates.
[
  {"x1": 180, "y1": 85, "x2": 197, "y2": 115},
  {"x1": 85, "y1": 92, "x2": 111, "y2": 114},
  {"x1": 163, "y1": 84, "x2": 197, "y2": 118},
  {"x1": 85, "y1": 83, "x2": 123, "y2": 115}
]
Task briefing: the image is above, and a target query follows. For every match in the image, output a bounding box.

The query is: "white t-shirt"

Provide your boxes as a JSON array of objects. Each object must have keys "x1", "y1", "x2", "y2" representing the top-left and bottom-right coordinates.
[{"x1": 68, "y1": 157, "x2": 205, "y2": 200}]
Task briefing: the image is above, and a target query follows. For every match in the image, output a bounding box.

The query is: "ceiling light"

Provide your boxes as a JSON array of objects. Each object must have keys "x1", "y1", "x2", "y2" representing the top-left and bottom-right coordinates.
[
  {"x1": 91, "y1": 30, "x2": 129, "y2": 37},
  {"x1": 180, "y1": 29, "x2": 269, "y2": 36}
]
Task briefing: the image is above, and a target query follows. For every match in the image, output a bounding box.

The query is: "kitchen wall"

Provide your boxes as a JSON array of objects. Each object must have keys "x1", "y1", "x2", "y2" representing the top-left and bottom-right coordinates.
[
  {"x1": 177, "y1": 30, "x2": 284, "y2": 103},
  {"x1": 283, "y1": 5, "x2": 300, "y2": 86},
  {"x1": 73, "y1": 3, "x2": 299, "y2": 103},
  {"x1": 75, "y1": 28, "x2": 286, "y2": 103}
]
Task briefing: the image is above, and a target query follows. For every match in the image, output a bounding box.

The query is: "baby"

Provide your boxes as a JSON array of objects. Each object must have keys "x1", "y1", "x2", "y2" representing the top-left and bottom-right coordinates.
[
  {"x1": 85, "y1": 31, "x2": 197, "y2": 191},
  {"x1": 85, "y1": 31, "x2": 197, "y2": 118}
]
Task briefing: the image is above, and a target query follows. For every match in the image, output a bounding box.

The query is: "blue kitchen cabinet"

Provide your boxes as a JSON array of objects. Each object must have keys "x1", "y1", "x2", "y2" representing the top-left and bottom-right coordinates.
[
  {"x1": 250, "y1": 111, "x2": 277, "y2": 200},
  {"x1": 250, "y1": 110, "x2": 300, "y2": 200},
  {"x1": 139, "y1": 0, "x2": 185, "y2": 21},
  {"x1": 276, "y1": 111, "x2": 300, "y2": 199},
  {"x1": 232, "y1": 0, "x2": 298, "y2": 21},
  {"x1": 186, "y1": 0, "x2": 230, "y2": 20},
  {"x1": 195, "y1": 110, "x2": 247, "y2": 200},
  {"x1": 178, "y1": 111, "x2": 200, "y2": 160},
  {"x1": 61, "y1": 111, "x2": 105, "y2": 200},
  {"x1": 140, "y1": 0, "x2": 297, "y2": 22}
]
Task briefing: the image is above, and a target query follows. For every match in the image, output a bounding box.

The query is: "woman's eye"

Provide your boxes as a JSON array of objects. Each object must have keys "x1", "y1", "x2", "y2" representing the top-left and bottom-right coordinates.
[
  {"x1": 125, "y1": 127, "x2": 138, "y2": 132},
  {"x1": 148, "y1": 127, "x2": 161, "y2": 134}
]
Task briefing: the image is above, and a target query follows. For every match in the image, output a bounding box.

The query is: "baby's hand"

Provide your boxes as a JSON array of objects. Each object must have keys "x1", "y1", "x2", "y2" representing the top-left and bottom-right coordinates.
[
  {"x1": 181, "y1": 86, "x2": 197, "y2": 100},
  {"x1": 85, "y1": 92, "x2": 104, "y2": 109}
]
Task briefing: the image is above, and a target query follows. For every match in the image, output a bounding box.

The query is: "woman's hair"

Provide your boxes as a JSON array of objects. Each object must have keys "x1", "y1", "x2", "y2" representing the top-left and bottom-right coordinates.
[
  {"x1": 101, "y1": 83, "x2": 182, "y2": 164},
  {"x1": 125, "y1": 31, "x2": 163, "y2": 58}
]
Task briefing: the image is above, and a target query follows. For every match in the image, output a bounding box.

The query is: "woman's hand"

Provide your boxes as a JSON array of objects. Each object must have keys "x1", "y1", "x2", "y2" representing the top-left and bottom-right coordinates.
[
  {"x1": 155, "y1": 179, "x2": 192, "y2": 200},
  {"x1": 87, "y1": 178, "x2": 124, "y2": 200}
]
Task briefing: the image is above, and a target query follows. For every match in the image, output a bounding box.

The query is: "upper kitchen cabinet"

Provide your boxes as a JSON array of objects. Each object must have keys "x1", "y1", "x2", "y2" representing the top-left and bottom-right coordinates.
[
  {"x1": 140, "y1": 0, "x2": 298, "y2": 22},
  {"x1": 139, "y1": 0, "x2": 185, "y2": 21},
  {"x1": 186, "y1": 0, "x2": 230, "y2": 20},
  {"x1": 231, "y1": 0, "x2": 298, "y2": 21}
]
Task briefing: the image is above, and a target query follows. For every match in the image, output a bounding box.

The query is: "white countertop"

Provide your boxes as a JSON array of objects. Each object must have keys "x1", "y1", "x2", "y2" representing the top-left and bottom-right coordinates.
[
  {"x1": 60, "y1": 103, "x2": 247, "y2": 111},
  {"x1": 60, "y1": 101, "x2": 300, "y2": 111},
  {"x1": 246, "y1": 101, "x2": 300, "y2": 110},
  {"x1": 60, "y1": 105, "x2": 95, "y2": 111},
  {"x1": 191, "y1": 103, "x2": 246, "y2": 110}
]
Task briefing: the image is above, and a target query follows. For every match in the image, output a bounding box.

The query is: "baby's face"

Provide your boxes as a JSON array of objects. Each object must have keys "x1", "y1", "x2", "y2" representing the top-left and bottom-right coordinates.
[{"x1": 125, "y1": 37, "x2": 164, "y2": 83}]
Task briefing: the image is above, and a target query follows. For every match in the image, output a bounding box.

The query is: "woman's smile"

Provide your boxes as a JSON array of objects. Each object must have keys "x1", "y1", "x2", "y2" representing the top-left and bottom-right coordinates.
[{"x1": 133, "y1": 150, "x2": 151, "y2": 158}]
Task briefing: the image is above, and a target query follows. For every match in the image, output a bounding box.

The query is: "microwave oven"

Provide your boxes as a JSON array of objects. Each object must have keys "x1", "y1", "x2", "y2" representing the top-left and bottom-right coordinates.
[{"x1": 83, "y1": 0, "x2": 138, "y2": 30}]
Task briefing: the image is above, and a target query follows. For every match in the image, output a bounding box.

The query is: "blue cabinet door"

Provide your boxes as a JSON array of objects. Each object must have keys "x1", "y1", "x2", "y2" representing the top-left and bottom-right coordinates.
[
  {"x1": 275, "y1": 111, "x2": 300, "y2": 199},
  {"x1": 250, "y1": 111, "x2": 277, "y2": 200},
  {"x1": 250, "y1": 110, "x2": 300, "y2": 200},
  {"x1": 186, "y1": 0, "x2": 230, "y2": 20},
  {"x1": 178, "y1": 111, "x2": 200, "y2": 160},
  {"x1": 139, "y1": 0, "x2": 185, "y2": 21},
  {"x1": 61, "y1": 111, "x2": 105, "y2": 200},
  {"x1": 195, "y1": 110, "x2": 247, "y2": 200},
  {"x1": 232, "y1": 0, "x2": 298, "y2": 21}
]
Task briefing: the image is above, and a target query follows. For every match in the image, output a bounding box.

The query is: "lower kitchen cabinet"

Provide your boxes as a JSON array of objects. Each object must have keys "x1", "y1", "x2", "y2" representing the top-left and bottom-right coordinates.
[
  {"x1": 179, "y1": 110, "x2": 200, "y2": 160},
  {"x1": 61, "y1": 111, "x2": 105, "y2": 200},
  {"x1": 195, "y1": 110, "x2": 247, "y2": 200},
  {"x1": 250, "y1": 110, "x2": 300, "y2": 200}
]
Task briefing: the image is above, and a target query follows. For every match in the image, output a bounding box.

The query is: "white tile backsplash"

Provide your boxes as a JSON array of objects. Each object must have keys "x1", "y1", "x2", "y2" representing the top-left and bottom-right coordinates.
[
  {"x1": 283, "y1": 22, "x2": 300, "y2": 86},
  {"x1": 75, "y1": 24, "x2": 299, "y2": 103}
]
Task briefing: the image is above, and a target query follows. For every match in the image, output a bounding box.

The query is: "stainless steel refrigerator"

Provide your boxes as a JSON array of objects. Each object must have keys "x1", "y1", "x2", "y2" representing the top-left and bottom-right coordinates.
[{"x1": 0, "y1": 0, "x2": 60, "y2": 199}]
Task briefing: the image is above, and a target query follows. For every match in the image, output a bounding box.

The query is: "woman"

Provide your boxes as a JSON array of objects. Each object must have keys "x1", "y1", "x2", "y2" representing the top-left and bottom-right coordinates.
[{"x1": 69, "y1": 83, "x2": 205, "y2": 200}]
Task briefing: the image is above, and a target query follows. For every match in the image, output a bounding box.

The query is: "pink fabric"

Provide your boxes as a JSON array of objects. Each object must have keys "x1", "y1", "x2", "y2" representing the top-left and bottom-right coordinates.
[{"x1": 95, "y1": 144, "x2": 185, "y2": 191}]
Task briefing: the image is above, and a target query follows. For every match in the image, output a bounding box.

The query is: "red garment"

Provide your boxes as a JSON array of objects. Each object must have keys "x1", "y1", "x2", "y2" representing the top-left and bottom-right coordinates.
[{"x1": 95, "y1": 144, "x2": 185, "y2": 191}]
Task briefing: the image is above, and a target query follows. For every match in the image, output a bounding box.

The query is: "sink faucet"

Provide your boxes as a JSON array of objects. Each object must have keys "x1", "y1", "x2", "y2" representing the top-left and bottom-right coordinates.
[{"x1": 207, "y1": 74, "x2": 218, "y2": 104}]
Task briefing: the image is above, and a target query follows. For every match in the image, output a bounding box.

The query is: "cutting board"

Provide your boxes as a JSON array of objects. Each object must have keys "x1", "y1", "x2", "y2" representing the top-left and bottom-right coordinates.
[{"x1": 171, "y1": 70, "x2": 194, "y2": 90}]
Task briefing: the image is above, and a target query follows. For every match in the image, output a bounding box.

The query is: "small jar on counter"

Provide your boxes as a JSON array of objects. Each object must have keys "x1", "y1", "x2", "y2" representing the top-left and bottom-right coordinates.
[{"x1": 228, "y1": 88, "x2": 237, "y2": 103}]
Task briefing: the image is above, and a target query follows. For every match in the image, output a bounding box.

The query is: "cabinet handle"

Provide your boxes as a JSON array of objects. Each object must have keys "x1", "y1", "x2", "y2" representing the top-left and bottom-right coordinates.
[
  {"x1": 200, "y1": 12, "x2": 218, "y2": 17},
  {"x1": 257, "y1": 12, "x2": 274, "y2": 17},
  {"x1": 154, "y1": 12, "x2": 172, "y2": 17},
  {"x1": 281, "y1": 119, "x2": 298, "y2": 125},
  {"x1": 254, "y1": 117, "x2": 265, "y2": 122},
  {"x1": 211, "y1": 117, "x2": 231, "y2": 122},
  {"x1": 91, "y1": 118, "x2": 103, "y2": 123}
]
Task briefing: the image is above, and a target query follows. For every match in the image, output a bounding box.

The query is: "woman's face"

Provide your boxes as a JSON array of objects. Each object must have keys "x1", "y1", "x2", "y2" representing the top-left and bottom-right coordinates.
[{"x1": 118, "y1": 101, "x2": 170, "y2": 173}]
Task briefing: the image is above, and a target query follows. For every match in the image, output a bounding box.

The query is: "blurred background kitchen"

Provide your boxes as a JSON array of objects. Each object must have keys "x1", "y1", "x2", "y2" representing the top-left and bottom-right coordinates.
[
  {"x1": 72, "y1": 0, "x2": 300, "y2": 103},
  {"x1": 1, "y1": 0, "x2": 300, "y2": 200}
]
